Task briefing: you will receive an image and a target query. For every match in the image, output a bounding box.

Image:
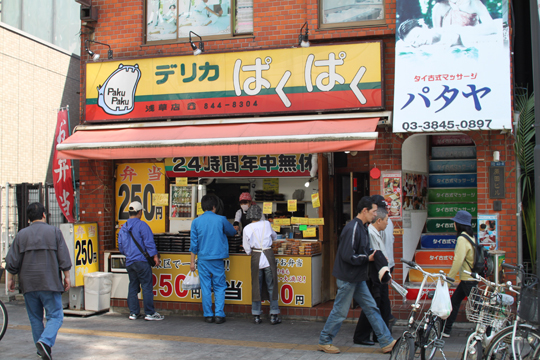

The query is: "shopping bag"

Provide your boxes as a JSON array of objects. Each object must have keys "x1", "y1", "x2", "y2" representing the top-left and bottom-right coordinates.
[
  {"x1": 183, "y1": 271, "x2": 201, "y2": 290},
  {"x1": 430, "y1": 279, "x2": 452, "y2": 319}
]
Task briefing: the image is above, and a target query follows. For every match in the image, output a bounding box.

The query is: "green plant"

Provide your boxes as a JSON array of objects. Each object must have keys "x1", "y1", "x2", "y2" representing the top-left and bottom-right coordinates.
[{"x1": 514, "y1": 89, "x2": 536, "y2": 270}]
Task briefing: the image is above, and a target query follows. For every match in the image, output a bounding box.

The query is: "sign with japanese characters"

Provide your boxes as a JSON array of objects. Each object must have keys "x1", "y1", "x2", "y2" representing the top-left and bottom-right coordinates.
[
  {"x1": 421, "y1": 234, "x2": 457, "y2": 249},
  {"x1": 150, "y1": 254, "x2": 315, "y2": 307},
  {"x1": 426, "y1": 218, "x2": 478, "y2": 233},
  {"x1": 165, "y1": 154, "x2": 312, "y2": 177},
  {"x1": 115, "y1": 163, "x2": 166, "y2": 247},
  {"x1": 429, "y1": 160, "x2": 477, "y2": 174},
  {"x1": 489, "y1": 166, "x2": 505, "y2": 199},
  {"x1": 85, "y1": 42, "x2": 383, "y2": 122},
  {"x1": 428, "y1": 188, "x2": 477, "y2": 203},
  {"x1": 431, "y1": 146, "x2": 476, "y2": 160},
  {"x1": 53, "y1": 109, "x2": 75, "y2": 222},
  {"x1": 429, "y1": 174, "x2": 477, "y2": 188},
  {"x1": 414, "y1": 251, "x2": 454, "y2": 266},
  {"x1": 73, "y1": 223, "x2": 99, "y2": 287},
  {"x1": 393, "y1": 0, "x2": 511, "y2": 132},
  {"x1": 428, "y1": 203, "x2": 477, "y2": 218}
]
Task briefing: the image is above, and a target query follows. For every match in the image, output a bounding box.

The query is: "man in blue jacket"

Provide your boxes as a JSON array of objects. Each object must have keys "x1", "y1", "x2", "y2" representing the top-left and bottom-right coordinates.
[
  {"x1": 118, "y1": 201, "x2": 163, "y2": 321},
  {"x1": 190, "y1": 194, "x2": 237, "y2": 324}
]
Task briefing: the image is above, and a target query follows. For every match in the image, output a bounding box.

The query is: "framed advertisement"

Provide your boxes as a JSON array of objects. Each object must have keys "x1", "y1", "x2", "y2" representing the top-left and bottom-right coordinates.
[
  {"x1": 381, "y1": 171, "x2": 402, "y2": 219},
  {"x1": 402, "y1": 172, "x2": 428, "y2": 212},
  {"x1": 319, "y1": 0, "x2": 385, "y2": 29},
  {"x1": 477, "y1": 214, "x2": 498, "y2": 250}
]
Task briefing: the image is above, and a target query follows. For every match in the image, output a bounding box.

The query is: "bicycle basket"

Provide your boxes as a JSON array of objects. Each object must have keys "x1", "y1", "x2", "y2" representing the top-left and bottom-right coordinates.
[
  {"x1": 466, "y1": 286, "x2": 513, "y2": 327},
  {"x1": 519, "y1": 276, "x2": 539, "y2": 325}
]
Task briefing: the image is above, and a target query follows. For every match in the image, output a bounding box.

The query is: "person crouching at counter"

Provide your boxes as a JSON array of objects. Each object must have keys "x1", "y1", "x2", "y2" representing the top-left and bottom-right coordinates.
[
  {"x1": 242, "y1": 204, "x2": 281, "y2": 325},
  {"x1": 190, "y1": 194, "x2": 237, "y2": 324},
  {"x1": 234, "y1": 192, "x2": 264, "y2": 233}
]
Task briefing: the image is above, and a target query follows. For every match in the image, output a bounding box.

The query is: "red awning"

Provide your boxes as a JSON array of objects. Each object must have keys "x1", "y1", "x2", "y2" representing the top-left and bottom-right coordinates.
[{"x1": 57, "y1": 117, "x2": 379, "y2": 160}]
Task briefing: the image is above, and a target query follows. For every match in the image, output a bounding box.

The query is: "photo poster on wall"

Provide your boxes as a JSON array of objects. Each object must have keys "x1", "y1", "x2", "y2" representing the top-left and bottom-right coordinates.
[
  {"x1": 477, "y1": 214, "x2": 498, "y2": 250},
  {"x1": 381, "y1": 171, "x2": 402, "y2": 220},
  {"x1": 402, "y1": 172, "x2": 428, "y2": 212}
]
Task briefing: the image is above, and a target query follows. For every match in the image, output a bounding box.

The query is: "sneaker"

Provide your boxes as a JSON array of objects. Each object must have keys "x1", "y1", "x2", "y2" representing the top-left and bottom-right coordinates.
[
  {"x1": 382, "y1": 339, "x2": 397, "y2": 354},
  {"x1": 270, "y1": 314, "x2": 282, "y2": 325},
  {"x1": 36, "y1": 341, "x2": 52, "y2": 360},
  {"x1": 318, "y1": 344, "x2": 340, "y2": 354},
  {"x1": 145, "y1": 312, "x2": 164, "y2": 321},
  {"x1": 129, "y1": 313, "x2": 141, "y2": 320},
  {"x1": 442, "y1": 332, "x2": 450, "y2": 338},
  {"x1": 253, "y1": 315, "x2": 262, "y2": 324}
]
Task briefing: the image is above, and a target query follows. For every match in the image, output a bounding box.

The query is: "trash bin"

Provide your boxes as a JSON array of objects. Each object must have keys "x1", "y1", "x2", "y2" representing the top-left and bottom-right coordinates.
[{"x1": 84, "y1": 272, "x2": 113, "y2": 312}]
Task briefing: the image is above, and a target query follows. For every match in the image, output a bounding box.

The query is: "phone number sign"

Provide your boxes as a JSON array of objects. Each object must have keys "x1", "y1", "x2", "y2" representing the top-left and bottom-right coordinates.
[{"x1": 74, "y1": 223, "x2": 99, "y2": 287}]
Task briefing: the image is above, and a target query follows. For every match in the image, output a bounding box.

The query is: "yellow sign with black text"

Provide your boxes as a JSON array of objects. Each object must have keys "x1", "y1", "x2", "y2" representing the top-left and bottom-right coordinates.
[{"x1": 73, "y1": 223, "x2": 99, "y2": 287}]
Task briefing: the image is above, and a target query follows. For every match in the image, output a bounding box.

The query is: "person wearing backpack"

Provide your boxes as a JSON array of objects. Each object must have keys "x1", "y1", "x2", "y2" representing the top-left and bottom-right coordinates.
[{"x1": 442, "y1": 210, "x2": 476, "y2": 337}]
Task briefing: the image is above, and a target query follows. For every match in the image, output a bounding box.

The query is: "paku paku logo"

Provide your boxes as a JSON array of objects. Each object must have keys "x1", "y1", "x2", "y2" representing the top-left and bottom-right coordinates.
[{"x1": 97, "y1": 64, "x2": 141, "y2": 115}]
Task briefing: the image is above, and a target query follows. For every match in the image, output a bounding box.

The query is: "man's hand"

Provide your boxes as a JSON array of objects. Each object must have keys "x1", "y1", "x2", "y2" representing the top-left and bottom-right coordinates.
[
  {"x1": 234, "y1": 225, "x2": 239, "y2": 231},
  {"x1": 63, "y1": 271, "x2": 71, "y2": 291},
  {"x1": 8, "y1": 278, "x2": 15, "y2": 292},
  {"x1": 190, "y1": 262, "x2": 196, "y2": 272},
  {"x1": 154, "y1": 255, "x2": 160, "y2": 266},
  {"x1": 369, "y1": 250, "x2": 378, "y2": 261}
]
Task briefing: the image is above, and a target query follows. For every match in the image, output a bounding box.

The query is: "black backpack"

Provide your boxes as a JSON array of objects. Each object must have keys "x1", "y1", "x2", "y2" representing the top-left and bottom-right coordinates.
[{"x1": 461, "y1": 233, "x2": 493, "y2": 277}]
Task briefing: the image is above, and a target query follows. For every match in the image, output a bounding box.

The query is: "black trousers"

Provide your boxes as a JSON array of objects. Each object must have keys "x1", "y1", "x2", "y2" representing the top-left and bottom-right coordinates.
[
  {"x1": 444, "y1": 280, "x2": 477, "y2": 334},
  {"x1": 353, "y1": 281, "x2": 391, "y2": 342}
]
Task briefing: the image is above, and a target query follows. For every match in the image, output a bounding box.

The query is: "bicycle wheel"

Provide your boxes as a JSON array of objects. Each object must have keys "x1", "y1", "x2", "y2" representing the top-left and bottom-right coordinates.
[
  {"x1": 0, "y1": 299, "x2": 7, "y2": 341},
  {"x1": 421, "y1": 318, "x2": 442, "y2": 360},
  {"x1": 390, "y1": 334, "x2": 415, "y2": 360},
  {"x1": 484, "y1": 325, "x2": 540, "y2": 360},
  {"x1": 462, "y1": 332, "x2": 483, "y2": 360}
]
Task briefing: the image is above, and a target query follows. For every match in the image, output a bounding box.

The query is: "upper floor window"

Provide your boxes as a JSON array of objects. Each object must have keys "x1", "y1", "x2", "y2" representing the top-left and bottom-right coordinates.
[
  {"x1": 319, "y1": 0, "x2": 385, "y2": 29},
  {"x1": 145, "y1": 0, "x2": 253, "y2": 44}
]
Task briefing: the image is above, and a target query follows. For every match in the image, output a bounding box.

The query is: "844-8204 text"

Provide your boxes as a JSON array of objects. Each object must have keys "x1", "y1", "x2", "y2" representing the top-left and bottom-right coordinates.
[{"x1": 401, "y1": 119, "x2": 492, "y2": 131}]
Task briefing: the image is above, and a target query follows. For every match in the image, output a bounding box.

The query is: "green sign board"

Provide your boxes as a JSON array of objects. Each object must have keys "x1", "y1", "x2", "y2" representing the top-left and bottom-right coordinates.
[
  {"x1": 426, "y1": 218, "x2": 478, "y2": 233},
  {"x1": 428, "y1": 188, "x2": 477, "y2": 203},
  {"x1": 428, "y1": 203, "x2": 477, "y2": 218}
]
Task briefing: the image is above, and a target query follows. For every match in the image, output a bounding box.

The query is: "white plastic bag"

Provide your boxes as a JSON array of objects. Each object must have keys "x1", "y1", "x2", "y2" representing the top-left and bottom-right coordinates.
[
  {"x1": 430, "y1": 279, "x2": 452, "y2": 319},
  {"x1": 183, "y1": 271, "x2": 201, "y2": 290}
]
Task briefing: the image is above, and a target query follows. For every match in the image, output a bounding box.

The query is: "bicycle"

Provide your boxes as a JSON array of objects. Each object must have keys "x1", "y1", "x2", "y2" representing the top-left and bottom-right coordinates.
[
  {"x1": 391, "y1": 258, "x2": 455, "y2": 360},
  {"x1": 483, "y1": 262, "x2": 540, "y2": 360},
  {"x1": 0, "y1": 267, "x2": 8, "y2": 341}
]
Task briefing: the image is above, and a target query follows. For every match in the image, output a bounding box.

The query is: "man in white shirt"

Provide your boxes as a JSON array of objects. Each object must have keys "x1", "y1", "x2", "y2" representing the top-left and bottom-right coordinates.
[{"x1": 242, "y1": 205, "x2": 281, "y2": 325}]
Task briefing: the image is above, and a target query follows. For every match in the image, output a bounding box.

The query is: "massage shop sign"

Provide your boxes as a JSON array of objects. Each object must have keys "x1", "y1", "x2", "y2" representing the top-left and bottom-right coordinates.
[
  {"x1": 393, "y1": 0, "x2": 511, "y2": 132},
  {"x1": 85, "y1": 42, "x2": 383, "y2": 122}
]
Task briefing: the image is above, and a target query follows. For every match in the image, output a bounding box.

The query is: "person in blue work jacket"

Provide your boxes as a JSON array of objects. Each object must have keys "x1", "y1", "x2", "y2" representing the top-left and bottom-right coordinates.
[
  {"x1": 118, "y1": 201, "x2": 164, "y2": 321},
  {"x1": 190, "y1": 194, "x2": 237, "y2": 324}
]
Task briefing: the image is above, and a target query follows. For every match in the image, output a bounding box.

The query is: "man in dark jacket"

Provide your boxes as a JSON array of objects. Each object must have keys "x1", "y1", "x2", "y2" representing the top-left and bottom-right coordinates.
[
  {"x1": 318, "y1": 196, "x2": 396, "y2": 355},
  {"x1": 6, "y1": 203, "x2": 72, "y2": 360}
]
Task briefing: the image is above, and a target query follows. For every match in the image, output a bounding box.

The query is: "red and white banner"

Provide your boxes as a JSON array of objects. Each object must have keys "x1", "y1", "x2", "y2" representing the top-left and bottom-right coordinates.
[{"x1": 53, "y1": 109, "x2": 75, "y2": 222}]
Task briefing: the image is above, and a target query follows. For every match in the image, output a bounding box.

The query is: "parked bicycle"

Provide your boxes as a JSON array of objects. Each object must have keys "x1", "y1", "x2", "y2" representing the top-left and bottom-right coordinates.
[
  {"x1": 0, "y1": 268, "x2": 8, "y2": 341},
  {"x1": 483, "y1": 262, "x2": 540, "y2": 360},
  {"x1": 391, "y1": 258, "x2": 454, "y2": 360}
]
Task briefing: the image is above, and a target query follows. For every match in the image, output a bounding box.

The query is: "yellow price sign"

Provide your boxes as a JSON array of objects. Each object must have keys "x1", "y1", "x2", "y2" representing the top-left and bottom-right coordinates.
[
  {"x1": 272, "y1": 224, "x2": 281, "y2": 232},
  {"x1": 274, "y1": 218, "x2": 291, "y2": 226},
  {"x1": 299, "y1": 218, "x2": 309, "y2": 225},
  {"x1": 303, "y1": 227, "x2": 317, "y2": 238},
  {"x1": 393, "y1": 228, "x2": 404, "y2": 235},
  {"x1": 308, "y1": 218, "x2": 325, "y2": 225},
  {"x1": 288, "y1": 200, "x2": 297, "y2": 212},
  {"x1": 176, "y1": 177, "x2": 188, "y2": 186},
  {"x1": 311, "y1": 193, "x2": 321, "y2": 208},
  {"x1": 152, "y1": 193, "x2": 169, "y2": 206},
  {"x1": 291, "y1": 217, "x2": 301, "y2": 224},
  {"x1": 196, "y1": 202, "x2": 204, "y2": 215},
  {"x1": 73, "y1": 223, "x2": 99, "y2": 287},
  {"x1": 263, "y1": 202, "x2": 273, "y2": 214}
]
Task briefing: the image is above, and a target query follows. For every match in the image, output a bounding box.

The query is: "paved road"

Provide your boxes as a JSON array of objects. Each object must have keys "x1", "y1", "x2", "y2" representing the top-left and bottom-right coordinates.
[{"x1": 0, "y1": 300, "x2": 472, "y2": 360}]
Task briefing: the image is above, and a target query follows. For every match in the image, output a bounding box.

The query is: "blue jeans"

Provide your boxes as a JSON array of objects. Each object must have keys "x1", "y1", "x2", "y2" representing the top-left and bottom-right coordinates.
[
  {"x1": 252, "y1": 267, "x2": 280, "y2": 315},
  {"x1": 198, "y1": 259, "x2": 227, "y2": 318},
  {"x1": 319, "y1": 279, "x2": 394, "y2": 348},
  {"x1": 126, "y1": 261, "x2": 155, "y2": 315},
  {"x1": 24, "y1": 291, "x2": 64, "y2": 348}
]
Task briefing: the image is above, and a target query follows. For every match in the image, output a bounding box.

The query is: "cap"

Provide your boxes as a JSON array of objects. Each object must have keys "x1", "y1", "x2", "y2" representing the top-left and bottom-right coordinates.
[
  {"x1": 129, "y1": 201, "x2": 143, "y2": 212},
  {"x1": 239, "y1": 192, "x2": 252, "y2": 202},
  {"x1": 371, "y1": 195, "x2": 387, "y2": 210},
  {"x1": 246, "y1": 204, "x2": 263, "y2": 220},
  {"x1": 451, "y1": 210, "x2": 472, "y2": 226}
]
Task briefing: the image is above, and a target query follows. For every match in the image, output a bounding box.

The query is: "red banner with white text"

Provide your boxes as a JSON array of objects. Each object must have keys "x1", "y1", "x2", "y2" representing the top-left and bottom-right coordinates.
[{"x1": 53, "y1": 109, "x2": 75, "y2": 223}]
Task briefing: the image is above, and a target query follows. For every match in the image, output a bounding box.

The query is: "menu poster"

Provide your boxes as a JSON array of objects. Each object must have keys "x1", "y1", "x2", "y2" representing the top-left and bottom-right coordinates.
[
  {"x1": 402, "y1": 172, "x2": 428, "y2": 212},
  {"x1": 478, "y1": 214, "x2": 498, "y2": 250},
  {"x1": 381, "y1": 171, "x2": 402, "y2": 219}
]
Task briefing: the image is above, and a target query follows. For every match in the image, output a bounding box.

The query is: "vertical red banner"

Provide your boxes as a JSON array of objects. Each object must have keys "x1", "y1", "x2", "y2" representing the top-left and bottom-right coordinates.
[{"x1": 52, "y1": 109, "x2": 75, "y2": 223}]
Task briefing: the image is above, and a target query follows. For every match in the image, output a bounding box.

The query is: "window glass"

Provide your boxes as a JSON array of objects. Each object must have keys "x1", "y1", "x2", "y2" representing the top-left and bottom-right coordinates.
[{"x1": 320, "y1": 0, "x2": 384, "y2": 27}]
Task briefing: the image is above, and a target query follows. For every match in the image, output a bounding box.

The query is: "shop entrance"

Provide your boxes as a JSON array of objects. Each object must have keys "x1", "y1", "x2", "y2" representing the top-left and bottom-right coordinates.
[{"x1": 335, "y1": 172, "x2": 369, "y2": 237}]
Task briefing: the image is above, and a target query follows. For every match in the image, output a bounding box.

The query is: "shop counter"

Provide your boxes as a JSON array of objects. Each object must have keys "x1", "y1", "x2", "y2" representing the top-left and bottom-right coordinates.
[{"x1": 151, "y1": 253, "x2": 322, "y2": 307}]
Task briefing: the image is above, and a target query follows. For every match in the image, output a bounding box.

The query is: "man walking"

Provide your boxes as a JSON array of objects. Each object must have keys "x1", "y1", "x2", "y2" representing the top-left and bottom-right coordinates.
[
  {"x1": 318, "y1": 196, "x2": 396, "y2": 354},
  {"x1": 5, "y1": 203, "x2": 72, "y2": 360},
  {"x1": 118, "y1": 201, "x2": 164, "y2": 321},
  {"x1": 190, "y1": 194, "x2": 237, "y2": 324}
]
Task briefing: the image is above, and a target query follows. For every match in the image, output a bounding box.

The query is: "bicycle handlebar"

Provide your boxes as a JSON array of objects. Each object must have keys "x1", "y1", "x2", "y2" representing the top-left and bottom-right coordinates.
[
  {"x1": 401, "y1": 258, "x2": 416, "y2": 268},
  {"x1": 401, "y1": 258, "x2": 454, "y2": 284},
  {"x1": 501, "y1": 262, "x2": 520, "y2": 272}
]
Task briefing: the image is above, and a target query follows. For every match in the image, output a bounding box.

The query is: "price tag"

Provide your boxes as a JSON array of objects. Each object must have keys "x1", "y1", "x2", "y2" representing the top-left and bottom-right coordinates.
[
  {"x1": 272, "y1": 224, "x2": 281, "y2": 232},
  {"x1": 196, "y1": 202, "x2": 204, "y2": 215},
  {"x1": 288, "y1": 199, "x2": 297, "y2": 212},
  {"x1": 303, "y1": 227, "x2": 317, "y2": 238},
  {"x1": 299, "y1": 225, "x2": 308, "y2": 231},
  {"x1": 311, "y1": 193, "x2": 320, "y2": 208},
  {"x1": 274, "y1": 218, "x2": 291, "y2": 226},
  {"x1": 176, "y1": 177, "x2": 188, "y2": 186},
  {"x1": 299, "y1": 218, "x2": 309, "y2": 225},
  {"x1": 308, "y1": 218, "x2": 325, "y2": 225},
  {"x1": 291, "y1": 217, "x2": 301, "y2": 224},
  {"x1": 263, "y1": 202, "x2": 273, "y2": 214},
  {"x1": 393, "y1": 228, "x2": 404, "y2": 235},
  {"x1": 152, "y1": 193, "x2": 169, "y2": 206}
]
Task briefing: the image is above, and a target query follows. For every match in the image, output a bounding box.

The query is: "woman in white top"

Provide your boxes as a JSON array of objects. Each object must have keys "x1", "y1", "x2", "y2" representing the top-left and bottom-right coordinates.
[{"x1": 242, "y1": 205, "x2": 281, "y2": 325}]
